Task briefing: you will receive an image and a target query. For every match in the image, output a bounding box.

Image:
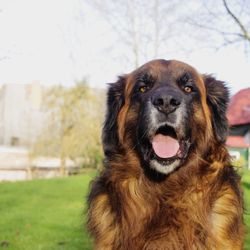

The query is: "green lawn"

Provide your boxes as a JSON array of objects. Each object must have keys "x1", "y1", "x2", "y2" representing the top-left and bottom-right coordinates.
[
  {"x1": 242, "y1": 170, "x2": 250, "y2": 250},
  {"x1": 0, "y1": 171, "x2": 96, "y2": 250},
  {"x1": 0, "y1": 170, "x2": 249, "y2": 250}
]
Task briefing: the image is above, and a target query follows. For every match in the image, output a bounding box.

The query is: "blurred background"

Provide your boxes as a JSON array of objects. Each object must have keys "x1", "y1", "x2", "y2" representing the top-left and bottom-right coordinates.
[
  {"x1": 0, "y1": 0, "x2": 250, "y2": 249},
  {"x1": 0, "y1": 0, "x2": 249, "y2": 180}
]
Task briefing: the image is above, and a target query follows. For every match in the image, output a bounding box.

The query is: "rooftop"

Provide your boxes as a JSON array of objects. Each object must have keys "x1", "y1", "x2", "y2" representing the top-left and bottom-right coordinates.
[
  {"x1": 226, "y1": 136, "x2": 250, "y2": 148},
  {"x1": 227, "y1": 88, "x2": 250, "y2": 126}
]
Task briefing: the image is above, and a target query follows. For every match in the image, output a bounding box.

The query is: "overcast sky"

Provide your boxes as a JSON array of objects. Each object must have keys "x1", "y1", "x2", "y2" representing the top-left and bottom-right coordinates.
[{"x1": 0, "y1": 0, "x2": 249, "y2": 94}]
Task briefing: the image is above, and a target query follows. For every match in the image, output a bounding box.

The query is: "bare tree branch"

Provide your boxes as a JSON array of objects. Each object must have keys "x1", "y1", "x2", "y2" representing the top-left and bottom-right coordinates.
[
  {"x1": 223, "y1": 0, "x2": 250, "y2": 41},
  {"x1": 187, "y1": 18, "x2": 242, "y2": 37},
  {"x1": 87, "y1": 0, "x2": 186, "y2": 67},
  {"x1": 186, "y1": 0, "x2": 250, "y2": 54}
]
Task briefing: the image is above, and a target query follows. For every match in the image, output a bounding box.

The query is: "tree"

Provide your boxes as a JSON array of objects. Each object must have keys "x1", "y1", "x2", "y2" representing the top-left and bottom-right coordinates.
[
  {"x1": 188, "y1": 0, "x2": 250, "y2": 53},
  {"x1": 222, "y1": 0, "x2": 250, "y2": 44},
  {"x1": 33, "y1": 81, "x2": 105, "y2": 174},
  {"x1": 87, "y1": 0, "x2": 186, "y2": 67}
]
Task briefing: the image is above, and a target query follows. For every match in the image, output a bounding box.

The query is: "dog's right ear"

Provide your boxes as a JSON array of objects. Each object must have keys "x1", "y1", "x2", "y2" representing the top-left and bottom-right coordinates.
[
  {"x1": 203, "y1": 75, "x2": 230, "y2": 143},
  {"x1": 102, "y1": 76, "x2": 126, "y2": 157}
]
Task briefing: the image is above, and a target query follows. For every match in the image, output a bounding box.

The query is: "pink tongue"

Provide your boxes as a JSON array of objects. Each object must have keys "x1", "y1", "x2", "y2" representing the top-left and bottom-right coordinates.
[{"x1": 152, "y1": 134, "x2": 180, "y2": 158}]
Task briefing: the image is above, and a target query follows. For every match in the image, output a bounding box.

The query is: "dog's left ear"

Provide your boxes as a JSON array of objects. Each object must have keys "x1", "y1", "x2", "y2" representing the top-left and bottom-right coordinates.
[
  {"x1": 102, "y1": 76, "x2": 126, "y2": 157},
  {"x1": 203, "y1": 75, "x2": 230, "y2": 143}
]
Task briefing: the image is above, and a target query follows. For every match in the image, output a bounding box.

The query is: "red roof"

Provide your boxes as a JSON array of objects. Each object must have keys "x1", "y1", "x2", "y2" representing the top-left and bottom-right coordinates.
[
  {"x1": 226, "y1": 136, "x2": 249, "y2": 148},
  {"x1": 227, "y1": 88, "x2": 250, "y2": 126}
]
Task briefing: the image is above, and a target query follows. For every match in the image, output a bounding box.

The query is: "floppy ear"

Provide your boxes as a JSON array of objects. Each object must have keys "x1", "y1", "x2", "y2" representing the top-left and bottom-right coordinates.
[
  {"x1": 102, "y1": 76, "x2": 126, "y2": 157},
  {"x1": 203, "y1": 75, "x2": 230, "y2": 143}
]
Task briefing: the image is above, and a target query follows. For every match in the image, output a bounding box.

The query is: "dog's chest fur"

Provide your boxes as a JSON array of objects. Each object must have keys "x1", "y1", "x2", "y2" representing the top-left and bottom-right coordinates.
[
  {"x1": 105, "y1": 168, "x2": 215, "y2": 249},
  {"x1": 89, "y1": 160, "x2": 243, "y2": 250}
]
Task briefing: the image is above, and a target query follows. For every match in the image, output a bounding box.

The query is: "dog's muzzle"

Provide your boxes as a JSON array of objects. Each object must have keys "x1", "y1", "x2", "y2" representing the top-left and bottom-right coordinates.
[{"x1": 140, "y1": 87, "x2": 190, "y2": 175}]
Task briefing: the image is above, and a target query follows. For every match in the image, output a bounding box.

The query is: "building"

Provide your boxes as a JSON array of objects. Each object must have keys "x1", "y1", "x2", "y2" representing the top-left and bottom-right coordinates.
[
  {"x1": 226, "y1": 88, "x2": 250, "y2": 169},
  {"x1": 0, "y1": 146, "x2": 78, "y2": 181},
  {"x1": 0, "y1": 146, "x2": 31, "y2": 181},
  {"x1": 0, "y1": 82, "x2": 44, "y2": 146}
]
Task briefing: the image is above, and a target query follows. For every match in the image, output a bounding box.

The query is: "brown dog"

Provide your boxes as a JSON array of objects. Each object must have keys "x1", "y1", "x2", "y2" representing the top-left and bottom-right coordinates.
[{"x1": 87, "y1": 59, "x2": 244, "y2": 249}]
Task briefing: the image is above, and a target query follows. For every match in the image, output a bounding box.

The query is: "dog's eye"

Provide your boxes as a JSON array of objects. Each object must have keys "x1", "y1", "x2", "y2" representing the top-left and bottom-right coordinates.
[
  {"x1": 136, "y1": 74, "x2": 155, "y2": 94},
  {"x1": 138, "y1": 82, "x2": 151, "y2": 93},
  {"x1": 184, "y1": 86, "x2": 193, "y2": 93},
  {"x1": 139, "y1": 86, "x2": 148, "y2": 93},
  {"x1": 178, "y1": 73, "x2": 195, "y2": 94}
]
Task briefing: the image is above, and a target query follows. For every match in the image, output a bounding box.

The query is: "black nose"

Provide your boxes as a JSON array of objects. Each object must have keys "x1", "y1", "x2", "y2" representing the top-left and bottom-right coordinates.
[{"x1": 151, "y1": 89, "x2": 181, "y2": 113}]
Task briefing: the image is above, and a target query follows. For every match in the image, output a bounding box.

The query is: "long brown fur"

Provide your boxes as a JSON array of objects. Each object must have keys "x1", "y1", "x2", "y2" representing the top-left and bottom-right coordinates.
[{"x1": 87, "y1": 60, "x2": 244, "y2": 250}]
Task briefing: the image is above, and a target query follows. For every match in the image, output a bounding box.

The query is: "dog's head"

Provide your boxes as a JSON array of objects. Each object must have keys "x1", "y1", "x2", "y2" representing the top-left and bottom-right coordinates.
[{"x1": 103, "y1": 59, "x2": 229, "y2": 175}]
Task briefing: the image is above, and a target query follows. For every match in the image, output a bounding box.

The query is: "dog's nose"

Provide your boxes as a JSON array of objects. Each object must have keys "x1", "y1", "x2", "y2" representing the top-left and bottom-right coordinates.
[{"x1": 151, "y1": 89, "x2": 181, "y2": 113}]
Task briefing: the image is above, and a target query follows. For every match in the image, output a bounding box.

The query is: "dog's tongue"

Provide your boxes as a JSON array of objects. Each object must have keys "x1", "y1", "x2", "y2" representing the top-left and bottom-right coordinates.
[{"x1": 152, "y1": 134, "x2": 179, "y2": 158}]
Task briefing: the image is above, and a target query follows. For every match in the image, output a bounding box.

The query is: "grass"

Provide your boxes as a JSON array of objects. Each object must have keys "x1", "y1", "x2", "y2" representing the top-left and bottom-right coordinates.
[
  {"x1": 0, "y1": 170, "x2": 249, "y2": 250},
  {"x1": 242, "y1": 170, "x2": 250, "y2": 250},
  {"x1": 0, "y1": 171, "x2": 96, "y2": 250}
]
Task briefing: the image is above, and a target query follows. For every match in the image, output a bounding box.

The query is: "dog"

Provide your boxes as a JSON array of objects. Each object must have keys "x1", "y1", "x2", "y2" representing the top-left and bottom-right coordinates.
[{"x1": 87, "y1": 59, "x2": 244, "y2": 249}]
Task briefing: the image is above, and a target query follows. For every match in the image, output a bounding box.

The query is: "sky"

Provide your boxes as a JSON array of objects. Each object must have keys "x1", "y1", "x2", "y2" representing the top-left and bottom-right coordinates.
[{"x1": 0, "y1": 0, "x2": 249, "y2": 94}]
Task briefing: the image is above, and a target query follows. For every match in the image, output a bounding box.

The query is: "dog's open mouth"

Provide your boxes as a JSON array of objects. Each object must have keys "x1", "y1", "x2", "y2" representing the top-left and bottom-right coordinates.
[{"x1": 150, "y1": 125, "x2": 189, "y2": 164}]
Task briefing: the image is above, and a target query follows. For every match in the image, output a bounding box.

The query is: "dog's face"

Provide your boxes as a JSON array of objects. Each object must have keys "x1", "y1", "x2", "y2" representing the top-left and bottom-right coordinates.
[{"x1": 103, "y1": 60, "x2": 229, "y2": 175}]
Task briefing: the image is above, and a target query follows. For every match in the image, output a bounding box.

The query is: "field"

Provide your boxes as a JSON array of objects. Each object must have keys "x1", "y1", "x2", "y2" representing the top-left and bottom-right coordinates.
[
  {"x1": 0, "y1": 171, "x2": 95, "y2": 250},
  {"x1": 243, "y1": 170, "x2": 250, "y2": 250},
  {"x1": 0, "y1": 170, "x2": 249, "y2": 250}
]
